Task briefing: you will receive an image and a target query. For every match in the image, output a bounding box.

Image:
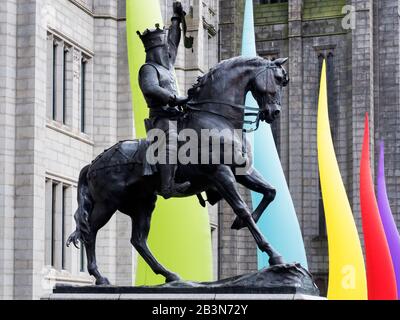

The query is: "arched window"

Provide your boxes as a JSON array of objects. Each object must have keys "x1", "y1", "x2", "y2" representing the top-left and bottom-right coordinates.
[{"x1": 317, "y1": 50, "x2": 336, "y2": 238}]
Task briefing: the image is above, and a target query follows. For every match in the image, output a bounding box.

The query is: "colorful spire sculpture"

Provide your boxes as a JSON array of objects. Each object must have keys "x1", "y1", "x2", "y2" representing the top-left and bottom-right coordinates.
[
  {"x1": 241, "y1": 0, "x2": 308, "y2": 269},
  {"x1": 317, "y1": 60, "x2": 367, "y2": 300},
  {"x1": 360, "y1": 114, "x2": 397, "y2": 300},
  {"x1": 377, "y1": 141, "x2": 400, "y2": 298},
  {"x1": 126, "y1": 0, "x2": 212, "y2": 285}
]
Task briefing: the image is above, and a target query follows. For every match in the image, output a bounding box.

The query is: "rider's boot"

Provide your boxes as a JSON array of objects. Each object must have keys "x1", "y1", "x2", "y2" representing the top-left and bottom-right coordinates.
[{"x1": 159, "y1": 164, "x2": 191, "y2": 199}]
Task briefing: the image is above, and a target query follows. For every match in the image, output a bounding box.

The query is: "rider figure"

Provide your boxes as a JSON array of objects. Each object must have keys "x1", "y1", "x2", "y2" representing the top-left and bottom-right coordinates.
[{"x1": 137, "y1": 2, "x2": 191, "y2": 199}]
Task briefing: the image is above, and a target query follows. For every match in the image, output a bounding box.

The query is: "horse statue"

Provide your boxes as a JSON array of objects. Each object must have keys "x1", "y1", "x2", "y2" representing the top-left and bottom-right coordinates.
[{"x1": 66, "y1": 56, "x2": 289, "y2": 285}]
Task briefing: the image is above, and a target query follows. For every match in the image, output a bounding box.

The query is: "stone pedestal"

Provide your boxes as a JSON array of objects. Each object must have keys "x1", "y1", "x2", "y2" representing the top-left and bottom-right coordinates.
[
  {"x1": 43, "y1": 292, "x2": 324, "y2": 300},
  {"x1": 43, "y1": 263, "x2": 324, "y2": 300}
]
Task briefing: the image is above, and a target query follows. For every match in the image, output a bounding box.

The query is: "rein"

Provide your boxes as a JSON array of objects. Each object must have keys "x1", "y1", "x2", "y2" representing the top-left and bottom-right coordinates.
[{"x1": 186, "y1": 100, "x2": 262, "y2": 133}]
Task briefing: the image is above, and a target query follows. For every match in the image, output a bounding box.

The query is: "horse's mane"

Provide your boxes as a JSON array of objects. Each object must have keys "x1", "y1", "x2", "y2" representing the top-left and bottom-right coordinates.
[{"x1": 188, "y1": 56, "x2": 269, "y2": 99}]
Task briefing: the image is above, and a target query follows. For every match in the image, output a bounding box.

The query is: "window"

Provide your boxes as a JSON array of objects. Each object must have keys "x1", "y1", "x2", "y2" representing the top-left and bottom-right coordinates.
[
  {"x1": 47, "y1": 32, "x2": 92, "y2": 132},
  {"x1": 260, "y1": 0, "x2": 288, "y2": 4},
  {"x1": 326, "y1": 52, "x2": 337, "y2": 142},
  {"x1": 47, "y1": 33, "x2": 70, "y2": 125},
  {"x1": 61, "y1": 185, "x2": 67, "y2": 269},
  {"x1": 51, "y1": 182, "x2": 57, "y2": 266},
  {"x1": 51, "y1": 41, "x2": 58, "y2": 120},
  {"x1": 62, "y1": 47, "x2": 70, "y2": 125},
  {"x1": 317, "y1": 51, "x2": 335, "y2": 238},
  {"x1": 317, "y1": 54, "x2": 327, "y2": 238},
  {"x1": 80, "y1": 246, "x2": 86, "y2": 273},
  {"x1": 80, "y1": 57, "x2": 87, "y2": 133},
  {"x1": 45, "y1": 179, "x2": 71, "y2": 270}
]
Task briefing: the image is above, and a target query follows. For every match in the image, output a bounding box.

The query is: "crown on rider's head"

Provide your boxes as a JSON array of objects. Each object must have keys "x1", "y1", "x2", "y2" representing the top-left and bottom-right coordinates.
[{"x1": 136, "y1": 24, "x2": 168, "y2": 52}]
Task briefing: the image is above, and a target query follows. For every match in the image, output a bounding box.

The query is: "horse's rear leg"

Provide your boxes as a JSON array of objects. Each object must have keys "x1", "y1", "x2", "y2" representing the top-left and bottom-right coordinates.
[
  {"x1": 232, "y1": 168, "x2": 276, "y2": 230},
  {"x1": 213, "y1": 165, "x2": 284, "y2": 266},
  {"x1": 129, "y1": 196, "x2": 181, "y2": 283},
  {"x1": 85, "y1": 202, "x2": 115, "y2": 285}
]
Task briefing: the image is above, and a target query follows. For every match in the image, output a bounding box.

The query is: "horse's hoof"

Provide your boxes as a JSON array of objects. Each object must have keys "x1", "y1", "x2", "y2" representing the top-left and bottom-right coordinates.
[
  {"x1": 269, "y1": 256, "x2": 285, "y2": 266},
  {"x1": 165, "y1": 273, "x2": 181, "y2": 283},
  {"x1": 96, "y1": 277, "x2": 111, "y2": 286}
]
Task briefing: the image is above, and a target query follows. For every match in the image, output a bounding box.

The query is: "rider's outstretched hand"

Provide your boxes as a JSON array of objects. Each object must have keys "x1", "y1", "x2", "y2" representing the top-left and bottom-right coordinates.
[{"x1": 169, "y1": 95, "x2": 189, "y2": 107}]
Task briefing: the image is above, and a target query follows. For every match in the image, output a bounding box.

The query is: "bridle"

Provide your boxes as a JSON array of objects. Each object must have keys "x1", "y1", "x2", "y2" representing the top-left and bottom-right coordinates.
[
  {"x1": 186, "y1": 100, "x2": 262, "y2": 133},
  {"x1": 186, "y1": 64, "x2": 281, "y2": 133}
]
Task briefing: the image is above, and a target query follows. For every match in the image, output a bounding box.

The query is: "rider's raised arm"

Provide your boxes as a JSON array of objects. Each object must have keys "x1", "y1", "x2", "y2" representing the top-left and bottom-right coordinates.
[
  {"x1": 168, "y1": 8, "x2": 182, "y2": 65},
  {"x1": 139, "y1": 65, "x2": 175, "y2": 106}
]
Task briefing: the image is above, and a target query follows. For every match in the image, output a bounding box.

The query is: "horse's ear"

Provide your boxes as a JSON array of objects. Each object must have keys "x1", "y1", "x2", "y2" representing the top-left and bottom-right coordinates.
[{"x1": 274, "y1": 57, "x2": 288, "y2": 66}]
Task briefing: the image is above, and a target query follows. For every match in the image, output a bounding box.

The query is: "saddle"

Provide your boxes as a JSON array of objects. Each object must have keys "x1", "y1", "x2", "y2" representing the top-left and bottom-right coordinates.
[{"x1": 90, "y1": 139, "x2": 157, "y2": 177}]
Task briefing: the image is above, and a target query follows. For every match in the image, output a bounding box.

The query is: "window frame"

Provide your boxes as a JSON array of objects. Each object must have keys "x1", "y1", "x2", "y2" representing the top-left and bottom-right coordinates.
[
  {"x1": 46, "y1": 30, "x2": 93, "y2": 136},
  {"x1": 52, "y1": 41, "x2": 58, "y2": 121},
  {"x1": 45, "y1": 179, "x2": 72, "y2": 271}
]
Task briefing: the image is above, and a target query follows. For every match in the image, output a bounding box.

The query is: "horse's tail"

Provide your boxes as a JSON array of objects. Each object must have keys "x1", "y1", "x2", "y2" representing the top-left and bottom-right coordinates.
[{"x1": 66, "y1": 165, "x2": 93, "y2": 248}]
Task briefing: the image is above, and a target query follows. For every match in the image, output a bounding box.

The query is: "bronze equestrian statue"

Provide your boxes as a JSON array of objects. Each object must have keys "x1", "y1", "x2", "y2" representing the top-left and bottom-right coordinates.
[{"x1": 67, "y1": 2, "x2": 289, "y2": 285}]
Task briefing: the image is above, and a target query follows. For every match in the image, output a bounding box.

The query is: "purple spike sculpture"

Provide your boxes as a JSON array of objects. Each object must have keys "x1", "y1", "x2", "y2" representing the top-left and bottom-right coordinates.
[{"x1": 377, "y1": 140, "x2": 400, "y2": 298}]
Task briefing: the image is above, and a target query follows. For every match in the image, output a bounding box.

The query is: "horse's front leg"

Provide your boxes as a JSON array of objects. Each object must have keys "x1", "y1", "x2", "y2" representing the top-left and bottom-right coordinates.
[
  {"x1": 212, "y1": 165, "x2": 284, "y2": 265},
  {"x1": 231, "y1": 167, "x2": 276, "y2": 230}
]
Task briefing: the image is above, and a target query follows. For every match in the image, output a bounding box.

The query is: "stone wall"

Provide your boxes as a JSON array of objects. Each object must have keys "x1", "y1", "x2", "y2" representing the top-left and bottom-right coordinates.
[{"x1": 0, "y1": 0, "x2": 17, "y2": 300}]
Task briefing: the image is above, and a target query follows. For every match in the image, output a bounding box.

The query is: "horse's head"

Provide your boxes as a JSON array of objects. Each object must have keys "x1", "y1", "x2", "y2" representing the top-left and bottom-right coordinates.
[{"x1": 251, "y1": 58, "x2": 289, "y2": 124}]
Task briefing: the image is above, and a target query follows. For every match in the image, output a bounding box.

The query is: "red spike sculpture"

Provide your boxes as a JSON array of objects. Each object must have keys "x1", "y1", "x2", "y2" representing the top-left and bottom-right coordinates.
[{"x1": 360, "y1": 113, "x2": 397, "y2": 300}]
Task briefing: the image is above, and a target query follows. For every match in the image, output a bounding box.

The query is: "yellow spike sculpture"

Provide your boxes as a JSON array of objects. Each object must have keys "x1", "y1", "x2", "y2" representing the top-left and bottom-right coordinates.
[{"x1": 317, "y1": 60, "x2": 367, "y2": 299}]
